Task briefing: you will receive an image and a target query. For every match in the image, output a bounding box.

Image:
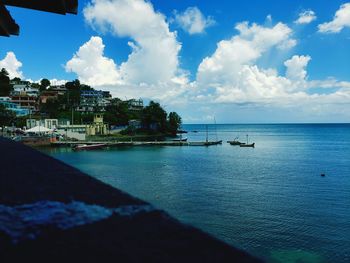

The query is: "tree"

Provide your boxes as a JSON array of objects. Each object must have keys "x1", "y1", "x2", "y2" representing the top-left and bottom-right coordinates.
[
  {"x1": 105, "y1": 99, "x2": 130, "y2": 126},
  {"x1": 40, "y1": 98, "x2": 60, "y2": 118},
  {"x1": 11, "y1": 77, "x2": 21, "y2": 82},
  {"x1": 167, "y1": 112, "x2": 182, "y2": 135},
  {"x1": 0, "y1": 68, "x2": 12, "y2": 96},
  {"x1": 40, "y1": 78, "x2": 51, "y2": 91},
  {"x1": 65, "y1": 79, "x2": 81, "y2": 106},
  {"x1": 141, "y1": 101, "x2": 167, "y2": 133},
  {"x1": 0, "y1": 104, "x2": 16, "y2": 127}
]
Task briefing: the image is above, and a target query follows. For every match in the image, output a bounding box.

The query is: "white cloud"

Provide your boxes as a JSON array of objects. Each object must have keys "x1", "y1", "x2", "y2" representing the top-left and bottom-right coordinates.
[
  {"x1": 193, "y1": 20, "x2": 350, "y2": 117},
  {"x1": 318, "y1": 3, "x2": 350, "y2": 33},
  {"x1": 295, "y1": 10, "x2": 317, "y2": 24},
  {"x1": 67, "y1": 3, "x2": 350, "y2": 121},
  {"x1": 63, "y1": 0, "x2": 192, "y2": 102},
  {"x1": 284, "y1": 55, "x2": 311, "y2": 82},
  {"x1": 0, "y1": 52, "x2": 23, "y2": 79},
  {"x1": 197, "y1": 22, "x2": 296, "y2": 88},
  {"x1": 65, "y1": 36, "x2": 121, "y2": 86},
  {"x1": 173, "y1": 6, "x2": 215, "y2": 35},
  {"x1": 83, "y1": 0, "x2": 181, "y2": 85}
]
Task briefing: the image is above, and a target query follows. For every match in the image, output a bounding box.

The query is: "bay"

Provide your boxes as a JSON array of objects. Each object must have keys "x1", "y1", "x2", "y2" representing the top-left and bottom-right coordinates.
[{"x1": 43, "y1": 124, "x2": 350, "y2": 263}]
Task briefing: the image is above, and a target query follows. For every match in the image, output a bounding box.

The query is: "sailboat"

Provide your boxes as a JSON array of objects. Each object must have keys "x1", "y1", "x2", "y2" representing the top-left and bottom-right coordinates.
[
  {"x1": 240, "y1": 134, "x2": 255, "y2": 148},
  {"x1": 204, "y1": 121, "x2": 222, "y2": 146}
]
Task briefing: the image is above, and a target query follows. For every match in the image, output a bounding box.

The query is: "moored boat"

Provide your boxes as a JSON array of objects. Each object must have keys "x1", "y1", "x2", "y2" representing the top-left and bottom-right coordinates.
[
  {"x1": 73, "y1": 143, "x2": 107, "y2": 151},
  {"x1": 228, "y1": 140, "x2": 244, "y2": 145},
  {"x1": 172, "y1": 137, "x2": 188, "y2": 142},
  {"x1": 204, "y1": 140, "x2": 222, "y2": 146},
  {"x1": 240, "y1": 143, "x2": 255, "y2": 148},
  {"x1": 239, "y1": 134, "x2": 255, "y2": 148}
]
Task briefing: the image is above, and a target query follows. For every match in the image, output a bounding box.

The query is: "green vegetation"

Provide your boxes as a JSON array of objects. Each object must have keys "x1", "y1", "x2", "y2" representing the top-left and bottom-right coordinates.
[
  {"x1": 167, "y1": 112, "x2": 182, "y2": 135},
  {"x1": 0, "y1": 104, "x2": 16, "y2": 127},
  {"x1": 0, "y1": 68, "x2": 12, "y2": 96}
]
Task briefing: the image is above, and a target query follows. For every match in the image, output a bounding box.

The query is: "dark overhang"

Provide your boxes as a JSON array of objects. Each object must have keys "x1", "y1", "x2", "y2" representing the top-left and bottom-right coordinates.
[{"x1": 0, "y1": 0, "x2": 78, "y2": 37}]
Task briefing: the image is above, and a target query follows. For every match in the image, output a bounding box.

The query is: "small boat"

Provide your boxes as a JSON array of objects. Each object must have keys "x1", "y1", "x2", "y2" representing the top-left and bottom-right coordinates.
[
  {"x1": 204, "y1": 140, "x2": 222, "y2": 146},
  {"x1": 240, "y1": 143, "x2": 255, "y2": 148},
  {"x1": 172, "y1": 137, "x2": 188, "y2": 142},
  {"x1": 239, "y1": 134, "x2": 255, "y2": 148},
  {"x1": 227, "y1": 137, "x2": 244, "y2": 146},
  {"x1": 229, "y1": 141, "x2": 244, "y2": 145},
  {"x1": 73, "y1": 143, "x2": 107, "y2": 151}
]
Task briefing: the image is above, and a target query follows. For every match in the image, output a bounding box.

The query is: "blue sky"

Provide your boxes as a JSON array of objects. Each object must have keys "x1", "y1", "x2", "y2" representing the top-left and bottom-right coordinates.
[{"x1": 1, "y1": 0, "x2": 350, "y2": 123}]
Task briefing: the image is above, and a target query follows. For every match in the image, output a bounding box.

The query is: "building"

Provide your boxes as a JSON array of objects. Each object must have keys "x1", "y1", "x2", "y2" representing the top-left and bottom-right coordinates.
[
  {"x1": 26, "y1": 119, "x2": 59, "y2": 129},
  {"x1": 26, "y1": 118, "x2": 86, "y2": 141},
  {"x1": 12, "y1": 83, "x2": 39, "y2": 97},
  {"x1": 128, "y1": 119, "x2": 142, "y2": 129},
  {"x1": 48, "y1": 85, "x2": 67, "y2": 96},
  {"x1": 0, "y1": 96, "x2": 30, "y2": 116},
  {"x1": 11, "y1": 94, "x2": 38, "y2": 112},
  {"x1": 126, "y1": 99, "x2": 143, "y2": 112},
  {"x1": 39, "y1": 90, "x2": 59, "y2": 104},
  {"x1": 86, "y1": 114, "x2": 109, "y2": 136},
  {"x1": 77, "y1": 90, "x2": 111, "y2": 113}
]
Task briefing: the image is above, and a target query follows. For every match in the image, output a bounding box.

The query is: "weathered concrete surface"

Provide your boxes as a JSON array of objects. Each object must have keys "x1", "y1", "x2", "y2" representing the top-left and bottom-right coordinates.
[{"x1": 0, "y1": 137, "x2": 262, "y2": 262}]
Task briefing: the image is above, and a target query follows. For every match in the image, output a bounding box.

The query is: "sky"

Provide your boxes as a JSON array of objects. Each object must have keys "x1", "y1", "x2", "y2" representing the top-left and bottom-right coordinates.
[{"x1": 1, "y1": 0, "x2": 350, "y2": 123}]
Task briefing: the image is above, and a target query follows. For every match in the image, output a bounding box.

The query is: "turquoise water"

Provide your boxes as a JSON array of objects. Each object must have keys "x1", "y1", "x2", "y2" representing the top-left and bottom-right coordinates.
[{"x1": 44, "y1": 124, "x2": 350, "y2": 262}]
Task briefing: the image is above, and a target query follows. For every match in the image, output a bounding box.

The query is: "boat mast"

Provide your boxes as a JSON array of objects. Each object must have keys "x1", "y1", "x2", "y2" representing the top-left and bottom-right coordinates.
[
  {"x1": 206, "y1": 125, "x2": 208, "y2": 143},
  {"x1": 214, "y1": 117, "x2": 218, "y2": 142}
]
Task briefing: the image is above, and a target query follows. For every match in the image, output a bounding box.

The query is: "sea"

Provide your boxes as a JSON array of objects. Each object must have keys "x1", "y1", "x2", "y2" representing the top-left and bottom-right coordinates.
[{"x1": 43, "y1": 124, "x2": 350, "y2": 263}]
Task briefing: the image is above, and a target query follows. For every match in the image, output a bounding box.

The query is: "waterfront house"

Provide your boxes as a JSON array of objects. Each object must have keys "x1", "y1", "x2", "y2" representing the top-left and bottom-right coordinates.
[{"x1": 26, "y1": 119, "x2": 59, "y2": 130}]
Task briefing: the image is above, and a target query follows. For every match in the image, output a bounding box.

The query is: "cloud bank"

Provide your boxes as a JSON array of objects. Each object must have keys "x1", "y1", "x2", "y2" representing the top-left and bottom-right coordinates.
[
  {"x1": 318, "y1": 3, "x2": 350, "y2": 33},
  {"x1": 62, "y1": 0, "x2": 350, "y2": 121}
]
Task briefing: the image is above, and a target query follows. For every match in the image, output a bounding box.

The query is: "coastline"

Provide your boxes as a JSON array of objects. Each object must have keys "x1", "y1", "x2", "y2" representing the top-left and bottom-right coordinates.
[{"x1": 0, "y1": 137, "x2": 261, "y2": 262}]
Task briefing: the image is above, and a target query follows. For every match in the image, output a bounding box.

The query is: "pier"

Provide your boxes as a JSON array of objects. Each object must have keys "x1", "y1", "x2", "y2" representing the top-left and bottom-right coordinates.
[{"x1": 51, "y1": 140, "x2": 223, "y2": 147}]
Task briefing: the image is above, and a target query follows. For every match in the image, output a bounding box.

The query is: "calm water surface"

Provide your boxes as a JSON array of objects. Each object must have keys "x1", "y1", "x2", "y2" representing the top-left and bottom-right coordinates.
[{"x1": 44, "y1": 124, "x2": 350, "y2": 263}]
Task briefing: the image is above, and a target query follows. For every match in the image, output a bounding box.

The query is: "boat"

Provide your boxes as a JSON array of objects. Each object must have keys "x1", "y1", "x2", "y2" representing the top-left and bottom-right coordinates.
[
  {"x1": 171, "y1": 137, "x2": 188, "y2": 142},
  {"x1": 227, "y1": 137, "x2": 244, "y2": 146},
  {"x1": 72, "y1": 143, "x2": 107, "y2": 151},
  {"x1": 204, "y1": 140, "x2": 222, "y2": 146},
  {"x1": 239, "y1": 134, "x2": 255, "y2": 148},
  {"x1": 229, "y1": 140, "x2": 245, "y2": 146},
  {"x1": 240, "y1": 143, "x2": 255, "y2": 148},
  {"x1": 203, "y1": 123, "x2": 222, "y2": 146}
]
